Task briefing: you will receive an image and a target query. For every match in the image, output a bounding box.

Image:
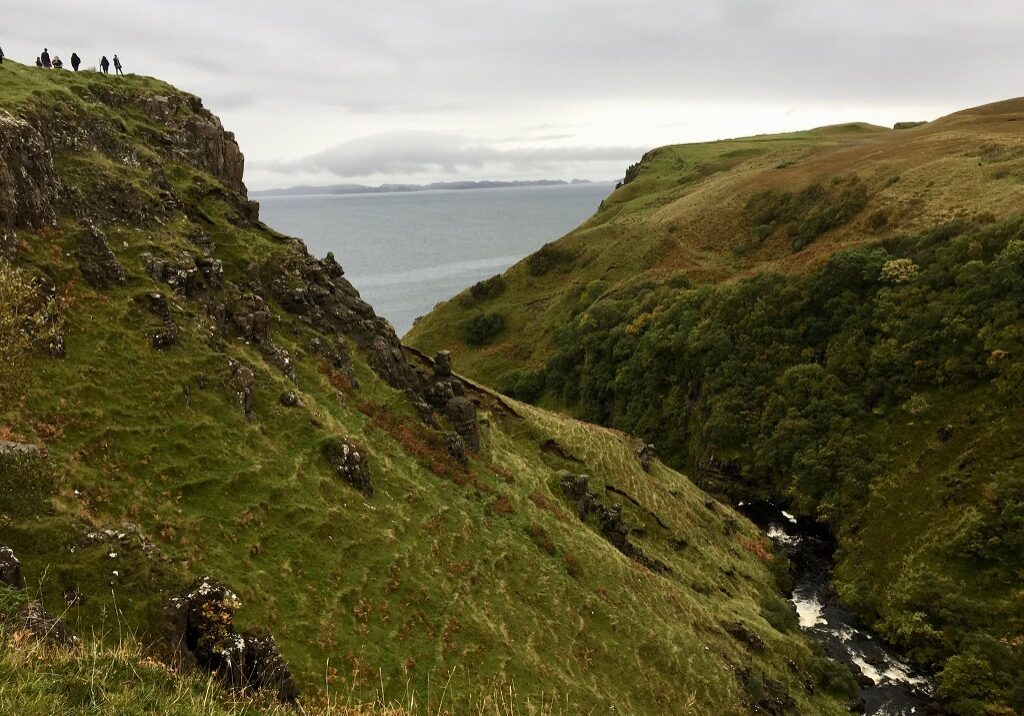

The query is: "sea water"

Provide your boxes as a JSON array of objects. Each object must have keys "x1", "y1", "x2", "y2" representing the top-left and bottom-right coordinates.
[{"x1": 258, "y1": 183, "x2": 613, "y2": 335}]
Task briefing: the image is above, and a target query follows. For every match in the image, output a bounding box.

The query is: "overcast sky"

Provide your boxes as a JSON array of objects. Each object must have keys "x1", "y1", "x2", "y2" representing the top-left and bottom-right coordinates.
[{"x1": 5, "y1": 1, "x2": 1023, "y2": 189}]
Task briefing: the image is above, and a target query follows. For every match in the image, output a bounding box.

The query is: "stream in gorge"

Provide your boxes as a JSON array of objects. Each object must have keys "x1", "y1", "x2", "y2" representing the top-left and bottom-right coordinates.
[{"x1": 740, "y1": 504, "x2": 936, "y2": 716}]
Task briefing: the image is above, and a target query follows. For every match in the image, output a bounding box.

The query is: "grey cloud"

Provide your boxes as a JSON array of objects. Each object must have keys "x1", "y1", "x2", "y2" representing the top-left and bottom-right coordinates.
[
  {"x1": 6, "y1": 0, "x2": 1024, "y2": 188},
  {"x1": 261, "y1": 131, "x2": 645, "y2": 178}
]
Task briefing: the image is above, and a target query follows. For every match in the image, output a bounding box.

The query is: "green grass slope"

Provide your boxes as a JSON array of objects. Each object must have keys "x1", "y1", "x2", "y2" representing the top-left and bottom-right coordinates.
[
  {"x1": 0, "y1": 62, "x2": 850, "y2": 714},
  {"x1": 409, "y1": 100, "x2": 1024, "y2": 714},
  {"x1": 406, "y1": 100, "x2": 1024, "y2": 388}
]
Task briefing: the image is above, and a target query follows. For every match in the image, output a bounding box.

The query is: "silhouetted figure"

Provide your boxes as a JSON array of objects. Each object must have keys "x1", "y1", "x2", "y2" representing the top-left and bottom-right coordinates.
[
  {"x1": 41, "y1": 48, "x2": 51, "y2": 68},
  {"x1": 113, "y1": 54, "x2": 123, "y2": 75},
  {"x1": 52, "y1": 56, "x2": 63, "y2": 69},
  {"x1": 36, "y1": 57, "x2": 43, "y2": 68},
  {"x1": 0, "y1": 46, "x2": 5, "y2": 64},
  {"x1": 100, "y1": 55, "x2": 109, "y2": 74},
  {"x1": 71, "y1": 52, "x2": 80, "y2": 71}
]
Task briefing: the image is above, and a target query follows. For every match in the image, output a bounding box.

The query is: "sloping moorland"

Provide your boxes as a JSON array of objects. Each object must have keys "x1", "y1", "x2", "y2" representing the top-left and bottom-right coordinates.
[
  {"x1": 408, "y1": 100, "x2": 1024, "y2": 714},
  {"x1": 0, "y1": 61, "x2": 856, "y2": 715}
]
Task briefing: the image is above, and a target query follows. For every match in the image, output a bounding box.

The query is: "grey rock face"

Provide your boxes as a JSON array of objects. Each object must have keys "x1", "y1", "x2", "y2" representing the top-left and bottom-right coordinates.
[
  {"x1": 76, "y1": 224, "x2": 126, "y2": 289},
  {"x1": 0, "y1": 111, "x2": 58, "y2": 233},
  {"x1": 270, "y1": 249, "x2": 420, "y2": 393},
  {"x1": 445, "y1": 396, "x2": 480, "y2": 453}
]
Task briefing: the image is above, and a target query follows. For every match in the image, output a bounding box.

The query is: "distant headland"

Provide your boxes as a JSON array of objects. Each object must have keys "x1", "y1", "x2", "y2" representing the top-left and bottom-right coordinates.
[{"x1": 251, "y1": 178, "x2": 604, "y2": 197}]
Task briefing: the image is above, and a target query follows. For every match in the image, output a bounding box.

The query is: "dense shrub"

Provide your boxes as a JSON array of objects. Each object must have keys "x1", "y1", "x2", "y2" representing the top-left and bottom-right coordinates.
[
  {"x1": 526, "y1": 244, "x2": 575, "y2": 276},
  {"x1": 745, "y1": 176, "x2": 870, "y2": 250},
  {"x1": 463, "y1": 312, "x2": 505, "y2": 345},
  {"x1": 467, "y1": 274, "x2": 506, "y2": 302}
]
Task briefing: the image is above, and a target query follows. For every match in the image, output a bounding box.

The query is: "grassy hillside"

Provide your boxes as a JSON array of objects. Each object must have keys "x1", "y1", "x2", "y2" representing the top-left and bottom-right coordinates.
[
  {"x1": 408, "y1": 100, "x2": 1024, "y2": 714},
  {"x1": 0, "y1": 61, "x2": 852, "y2": 714},
  {"x1": 406, "y1": 101, "x2": 1024, "y2": 384}
]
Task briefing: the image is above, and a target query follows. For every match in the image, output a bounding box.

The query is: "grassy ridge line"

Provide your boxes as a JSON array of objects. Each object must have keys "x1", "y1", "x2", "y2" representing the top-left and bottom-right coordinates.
[{"x1": 0, "y1": 61, "x2": 851, "y2": 714}]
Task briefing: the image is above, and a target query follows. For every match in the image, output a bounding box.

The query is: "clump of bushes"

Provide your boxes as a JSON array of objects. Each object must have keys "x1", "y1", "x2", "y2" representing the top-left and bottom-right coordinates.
[
  {"x1": 463, "y1": 312, "x2": 505, "y2": 346},
  {"x1": 467, "y1": 274, "x2": 506, "y2": 302},
  {"x1": 745, "y1": 176, "x2": 870, "y2": 251},
  {"x1": 527, "y1": 244, "x2": 575, "y2": 276}
]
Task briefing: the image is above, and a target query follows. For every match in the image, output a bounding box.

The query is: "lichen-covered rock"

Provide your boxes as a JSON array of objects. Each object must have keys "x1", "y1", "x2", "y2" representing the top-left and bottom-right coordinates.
[
  {"x1": 445, "y1": 396, "x2": 480, "y2": 453},
  {"x1": 442, "y1": 431, "x2": 467, "y2": 466},
  {"x1": 0, "y1": 546, "x2": 25, "y2": 589},
  {"x1": 0, "y1": 111, "x2": 58, "y2": 233},
  {"x1": 230, "y1": 293, "x2": 271, "y2": 345},
  {"x1": 76, "y1": 224, "x2": 126, "y2": 289},
  {"x1": 143, "y1": 292, "x2": 178, "y2": 349},
  {"x1": 279, "y1": 391, "x2": 302, "y2": 408},
  {"x1": 323, "y1": 438, "x2": 372, "y2": 496},
  {"x1": 165, "y1": 577, "x2": 297, "y2": 703},
  {"x1": 142, "y1": 251, "x2": 223, "y2": 298}
]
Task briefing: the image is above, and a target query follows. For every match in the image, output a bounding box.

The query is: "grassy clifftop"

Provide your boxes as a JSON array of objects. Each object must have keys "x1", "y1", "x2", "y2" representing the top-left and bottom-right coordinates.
[{"x1": 0, "y1": 61, "x2": 851, "y2": 714}]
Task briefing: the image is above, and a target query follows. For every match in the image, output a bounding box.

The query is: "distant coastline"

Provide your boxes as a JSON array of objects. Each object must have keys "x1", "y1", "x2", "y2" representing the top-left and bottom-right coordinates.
[{"x1": 251, "y1": 178, "x2": 604, "y2": 198}]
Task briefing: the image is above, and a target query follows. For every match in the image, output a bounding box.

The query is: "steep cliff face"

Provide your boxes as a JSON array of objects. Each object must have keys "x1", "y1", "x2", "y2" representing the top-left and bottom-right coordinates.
[
  {"x1": 0, "y1": 111, "x2": 58, "y2": 241},
  {"x1": 0, "y1": 62, "x2": 855, "y2": 715}
]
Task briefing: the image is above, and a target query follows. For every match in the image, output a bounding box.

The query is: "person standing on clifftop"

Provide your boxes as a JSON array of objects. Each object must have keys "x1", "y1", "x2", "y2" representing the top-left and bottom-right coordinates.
[
  {"x1": 41, "y1": 48, "x2": 51, "y2": 68},
  {"x1": 100, "y1": 56, "x2": 109, "y2": 74},
  {"x1": 71, "y1": 52, "x2": 81, "y2": 71},
  {"x1": 35, "y1": 57, "x2": 42, "y2": 68},
  {"x1": 113, "y1": 55, "x2": 123, "y2": 75},
  {"x1": 0, "y1": 46, "x2": 5, "y2": 64}
]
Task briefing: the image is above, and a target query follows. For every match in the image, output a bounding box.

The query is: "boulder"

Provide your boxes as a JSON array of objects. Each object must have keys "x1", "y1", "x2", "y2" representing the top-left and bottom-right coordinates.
[
  {"x1": 20, "y1": 601, "x2": 78, "y2": 648},
  {"x1": 165, "y1": 577, "x2": 297, "y2": 703},
  {"x1": 0, "y1": 546, "x2": 25, "y2": 589},
  {"x1": 434, "y1": 350, "x2": 452, "y2": 378},
  {"x1": 279, "y1": 391, "x2": 302, "y2": 408},
  {"x1": 636, "y1": 443, "x2": 657, "y2": 472},
  {"x1": 323, "y1": 438, "x2": 372, "y2": 496}
]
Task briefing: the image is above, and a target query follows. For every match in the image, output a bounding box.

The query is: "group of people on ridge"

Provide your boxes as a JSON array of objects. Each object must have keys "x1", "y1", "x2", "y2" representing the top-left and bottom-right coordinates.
[{"x1": 33, "y1": 47, "x2": 122, "y2": 74}]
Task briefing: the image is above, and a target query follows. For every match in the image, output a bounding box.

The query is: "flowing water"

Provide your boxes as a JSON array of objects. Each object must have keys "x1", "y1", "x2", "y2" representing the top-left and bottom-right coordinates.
[{"x1": 743, "y1": 504, "x2": 935, "y2": 715}]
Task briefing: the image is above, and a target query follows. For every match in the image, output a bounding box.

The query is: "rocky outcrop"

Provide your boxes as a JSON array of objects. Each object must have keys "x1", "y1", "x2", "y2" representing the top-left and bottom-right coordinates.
[
  {"x1": 164, "y1": 577, "x2": 297, "y2": 703},
  {"x1": 271, "y1": 250, "x2": 419, "y2": 393},
  {"x1": 228, "y1": 359, "x2": 255, "y2": 417},
  {"x1": 0, "y1": 111, "x2": 58, "y2": 237},
  {"x1": 559, "y1": 474, "x2": 670, "y2": 573},
  {"x1": 636, "y1": 443, "x2": 658, "y2": 472},
  {"x1": 76, "y1": 224, "x2": 126, "y2": 289},
  {"x1": 142, "y1": 251, "x2": 223, "y2": 299},
  {"x1": 143, "y1": 292, "x2": 178, "y2": 349},
  {"x1": 0, "y1": 546, "x2": 25, "y2": 589},
  {"x1": 323, "y1": 438, "x2": 372, "y2": 496}
]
